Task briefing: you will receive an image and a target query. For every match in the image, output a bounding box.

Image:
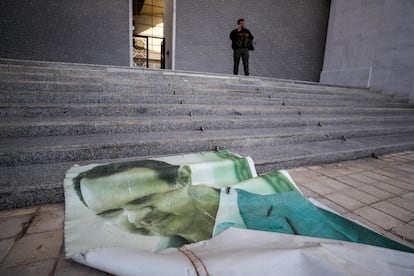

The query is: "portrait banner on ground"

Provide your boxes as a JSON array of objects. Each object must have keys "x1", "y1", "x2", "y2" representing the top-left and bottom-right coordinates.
[{"x1": 64, "y1": 151, "x2": 414, "y2": 275}]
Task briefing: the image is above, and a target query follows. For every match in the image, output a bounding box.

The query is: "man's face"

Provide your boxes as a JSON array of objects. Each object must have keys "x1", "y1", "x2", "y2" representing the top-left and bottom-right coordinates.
[
  {"x1": 78, "y1": 164, "x2": 218, "y2": 241},
  {"x1": 239, "y1": 21, "x2": 245, "y2": 28},
  {"x1": 98, "y1": 184, "x2": 220, "y2": 242},
  {"x1": 98, "y1": 186, "x2": 203, "y2": 238}
]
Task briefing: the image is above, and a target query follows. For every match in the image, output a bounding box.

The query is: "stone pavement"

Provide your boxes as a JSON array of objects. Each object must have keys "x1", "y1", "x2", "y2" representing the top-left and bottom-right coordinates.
[{"x1": 0, "y1": 151, "x2": 413, "y2": 275}]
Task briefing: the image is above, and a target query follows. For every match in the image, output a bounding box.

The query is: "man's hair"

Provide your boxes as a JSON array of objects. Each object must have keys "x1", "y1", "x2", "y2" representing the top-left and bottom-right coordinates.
[
  {"x1": 73, "y1": 159, "x2": 181, "y2": 205},
  {"x1": 237, "y1": 18, "x2": 245, "y2": 25}
]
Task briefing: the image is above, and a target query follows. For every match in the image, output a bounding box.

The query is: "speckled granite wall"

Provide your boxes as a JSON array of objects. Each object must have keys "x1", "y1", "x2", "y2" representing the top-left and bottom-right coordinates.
[
  {"x1": 321, "y1": 0, "x2": 414, "y2": 102},
  {"x1": 164, "y1": 0, "x2": 174, "y2": 69},
  {"x1": 174, "y1": 0, "x2": 330, "y2": 81},
  {"x1": 0, "y1": 0, "x2": 131, "y2": 66}
]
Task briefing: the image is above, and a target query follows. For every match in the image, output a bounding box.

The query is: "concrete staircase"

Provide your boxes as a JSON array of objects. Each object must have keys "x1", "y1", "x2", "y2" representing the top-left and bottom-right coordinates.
[{"x1": 1, "y1": 58, "x2": 414, "y2": 209}]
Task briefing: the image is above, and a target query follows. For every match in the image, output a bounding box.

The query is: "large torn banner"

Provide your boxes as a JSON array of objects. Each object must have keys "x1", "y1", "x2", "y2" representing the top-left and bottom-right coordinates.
[{"x1": 64, "y1": 151, "x2": 414, "y2": 275}]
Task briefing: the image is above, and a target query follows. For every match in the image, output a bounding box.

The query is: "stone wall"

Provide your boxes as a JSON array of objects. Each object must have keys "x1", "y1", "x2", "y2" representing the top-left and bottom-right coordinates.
[
  {"x1": 163, "y1": 0, "x2": 174, "y2": 69},
  {"x1": 0, "y1": 0, "x2": 330, "y2": 81},
  {"x1": 173, "y1": 0, "x2": 331, "y2": 81},
  {"x1": 321, "y1": 0, "x2": 414, "y2": 102},
  {"x1": 0, "y1": 0, "x2": 131, "y2": 66}
]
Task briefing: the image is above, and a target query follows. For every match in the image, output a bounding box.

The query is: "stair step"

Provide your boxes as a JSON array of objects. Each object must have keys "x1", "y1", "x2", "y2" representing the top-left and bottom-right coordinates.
[
  {"x1": 2, "y1": 101, "x2": 414, "y2": 118},
  {"x1": 235, "y1": 133, "x2": 414, "y2": 173},
  {"x1": 0, "y1": 87, "x2": 405, "y2": 105},
  {"x1": 1, "y1": 114, "x2": 414, "y2": 137},
  {"x1": 1, "y1": 124, "x2": 414, "y2": 166},
  {"x1": 1, "y1": 92, "x2": 413, "y2": 114}
]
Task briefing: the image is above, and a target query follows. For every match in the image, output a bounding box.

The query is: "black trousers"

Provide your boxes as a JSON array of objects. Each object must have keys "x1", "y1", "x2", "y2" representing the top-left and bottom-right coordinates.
[{"x1": 233, "y1": 48, "x2": 249, "y2": 76}]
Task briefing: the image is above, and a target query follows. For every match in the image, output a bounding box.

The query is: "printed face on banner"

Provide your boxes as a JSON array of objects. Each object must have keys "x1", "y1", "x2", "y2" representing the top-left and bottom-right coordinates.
[{"x1": 73, "y1": 160, "x2": 220, "y2": 243}]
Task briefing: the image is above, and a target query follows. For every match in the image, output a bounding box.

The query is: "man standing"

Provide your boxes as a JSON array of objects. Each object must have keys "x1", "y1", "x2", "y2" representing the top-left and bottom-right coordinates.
[{"x1": 230, "y1": 18, "x2": 254, "y2": 76}]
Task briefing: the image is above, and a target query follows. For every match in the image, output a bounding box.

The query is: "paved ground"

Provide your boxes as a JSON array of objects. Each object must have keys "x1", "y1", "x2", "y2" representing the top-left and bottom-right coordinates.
[{"x1": 1, "y1": 151, "x2": 413, "y2": 275}]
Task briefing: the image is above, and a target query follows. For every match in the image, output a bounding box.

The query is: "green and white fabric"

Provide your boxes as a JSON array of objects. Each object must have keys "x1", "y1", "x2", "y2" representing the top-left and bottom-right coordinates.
[{"x1": 64, "y1": 151, "x2": 414, "y2": 275}]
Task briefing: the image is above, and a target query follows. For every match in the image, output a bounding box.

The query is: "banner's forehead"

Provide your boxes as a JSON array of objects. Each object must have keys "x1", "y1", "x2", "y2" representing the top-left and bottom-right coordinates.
[{"x1": 80, "y1": 167, "x2": 181, "y2": 213}]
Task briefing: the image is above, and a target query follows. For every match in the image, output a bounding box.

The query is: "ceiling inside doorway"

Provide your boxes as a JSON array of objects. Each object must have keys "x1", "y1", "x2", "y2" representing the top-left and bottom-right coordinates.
[
  {"x1": 133, "y1": 0, "x2": 164, "y2": 35},
  {"x1": 133, "y1": 0, "x2": 163, "y2": 16}
]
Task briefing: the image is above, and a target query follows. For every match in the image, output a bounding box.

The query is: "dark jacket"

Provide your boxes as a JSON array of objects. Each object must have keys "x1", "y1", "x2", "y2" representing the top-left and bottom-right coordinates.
[{"x1": 230, "y1": 28, "x2": 254, "y2": 50}]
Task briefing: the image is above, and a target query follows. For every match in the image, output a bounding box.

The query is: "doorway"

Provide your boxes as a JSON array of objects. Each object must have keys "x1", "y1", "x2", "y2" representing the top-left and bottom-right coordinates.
[{"x1": 132, "y1": 0, "x2": 165, "y2": 69}]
